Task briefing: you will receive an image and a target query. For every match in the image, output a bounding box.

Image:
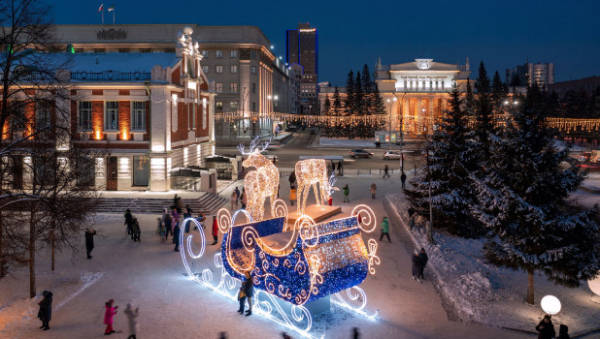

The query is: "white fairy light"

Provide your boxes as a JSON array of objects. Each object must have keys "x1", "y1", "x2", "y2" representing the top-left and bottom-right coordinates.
[{"x1": 295, "y1": 159, "x2": 339, "y2": 215}]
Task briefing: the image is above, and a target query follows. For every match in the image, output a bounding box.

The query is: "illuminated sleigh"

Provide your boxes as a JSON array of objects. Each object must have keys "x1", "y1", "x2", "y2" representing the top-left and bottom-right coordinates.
[{"x1": 219, "y1": 203, "x2": 381, "y2": 306}]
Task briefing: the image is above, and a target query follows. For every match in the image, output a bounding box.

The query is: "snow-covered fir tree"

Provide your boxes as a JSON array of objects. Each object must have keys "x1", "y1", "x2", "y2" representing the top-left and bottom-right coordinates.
[
  {"x1": 373, "y1": 83, "x2": 386, "y2": 115},
  {"x1": 471, "y1": 84, "x2": 600, "y2": 305},
  {"x1": 332, "y1": 86, "x2": 342, "y2": 116},
  {"x1": 354, "y1": 70, "x2": 363, "y2": 115},
  {"x1": 345, "y1": 70, "x2": 355, "y2": 115},
  {"x1": 406, "y1": 85, "x2": 483, "y2": 237}
]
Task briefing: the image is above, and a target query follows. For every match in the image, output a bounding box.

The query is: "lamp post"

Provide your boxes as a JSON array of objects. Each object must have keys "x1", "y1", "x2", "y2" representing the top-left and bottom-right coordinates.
[
  {"x1": 386, "y1": 97, "x2": 397, "y2": 149},
  {"x1": 393, "y1": 92, "x2": 407, "y2": 173}
]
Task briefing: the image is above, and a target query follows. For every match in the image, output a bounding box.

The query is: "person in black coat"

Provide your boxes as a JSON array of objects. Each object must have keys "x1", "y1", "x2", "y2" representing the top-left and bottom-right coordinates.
[
  {"x1": 85, "y1": 229, "x2": 97, "y2": 259},
  {"x1": 557, "y1": 324, "x2": 570, "y2": 339},
  {"x1": 238, "y1": 271, "x2": 254, "y2": 316},
  {"x1": 411, "y1": 250, "x2": 423, "y2": 282},
  {"x1": 124, "y1": 209, "x2": 133, "y2": 239},
  {"x1": 418, "y1": 248, "x2": 428, "y2": 280},
  {"x1": 536, "y1": 315, "x2": 556, "y2": 339},
  {"x1": 38, "y1": 290, "x2": 53, "y2": 330},
  {"x1": 173, "y1": 223, "x2": 180, "y2": 252}
]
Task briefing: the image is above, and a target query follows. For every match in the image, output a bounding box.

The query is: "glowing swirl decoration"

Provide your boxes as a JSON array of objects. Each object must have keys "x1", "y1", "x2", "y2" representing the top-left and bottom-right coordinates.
[
  {"x1": 217, "y1": 208, "x2": 232, "y2": 234},
  {"x1": 367, "y1": 239, "x2": 381, "y2": 275},
  {"x1": 254, "y1": 290, "x2": 313, "y2": 336},
  {"x1": 271, "y1": 198, "x2": 289, "y2": 222},
  {"x1": 295, "y1": 215, "x2": 319, "y2": 248},
  {"x1": 332, "y1": 286, "x2": 379, "y2": 320},
  {"x1": 351, "y1": 204, "x2": 377, "y2": 233}
]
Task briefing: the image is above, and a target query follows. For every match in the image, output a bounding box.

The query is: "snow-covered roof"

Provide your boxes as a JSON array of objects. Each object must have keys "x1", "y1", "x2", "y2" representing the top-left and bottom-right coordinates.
[{"x1": 66, "y1": 53, "x2": 179, "y2": 73}]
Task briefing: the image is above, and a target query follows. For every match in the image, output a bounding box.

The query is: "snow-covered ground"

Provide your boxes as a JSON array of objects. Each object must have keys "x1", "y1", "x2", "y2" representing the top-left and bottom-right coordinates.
[
  {"x1": 1, "y1": 173, "x2": 574, "y2": 339},
  {"x1": 386, "y1": 192, "x2": 600, "y2": 337}
]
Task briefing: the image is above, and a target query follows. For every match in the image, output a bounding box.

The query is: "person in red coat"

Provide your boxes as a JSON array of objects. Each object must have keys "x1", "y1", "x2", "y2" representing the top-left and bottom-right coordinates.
[
  {"x1": 104, "y1": 299, "x2": 118, "y2": 335},
  {"x1": 211, "y1": 216, "x2": 219, "y2": 245}
]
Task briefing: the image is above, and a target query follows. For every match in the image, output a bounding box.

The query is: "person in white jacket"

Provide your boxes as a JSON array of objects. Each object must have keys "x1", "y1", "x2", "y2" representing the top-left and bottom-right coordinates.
[{"x1": 124, "y1": 304, "x2": 139, "y2": 339}]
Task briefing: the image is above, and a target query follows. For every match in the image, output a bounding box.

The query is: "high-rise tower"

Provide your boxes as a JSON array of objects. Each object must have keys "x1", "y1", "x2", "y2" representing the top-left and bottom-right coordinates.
[{"x1": 286, "y1": 23, "x2": 318, "y2": 114}]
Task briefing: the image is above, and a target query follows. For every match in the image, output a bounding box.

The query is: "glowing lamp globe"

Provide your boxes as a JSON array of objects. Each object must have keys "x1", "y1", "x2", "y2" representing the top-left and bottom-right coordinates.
[
  {"x1": 589, "y1": 276, "x2": 600, "y2": 296},
  {"x1": 541, "y1": 295, "x2": 561, "y2": 315}
]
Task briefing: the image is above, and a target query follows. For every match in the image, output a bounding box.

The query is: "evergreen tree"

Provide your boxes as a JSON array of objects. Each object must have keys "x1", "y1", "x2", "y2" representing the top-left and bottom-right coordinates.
[
  {"x1": 361, "y1": 64, "x2": 373, "y2": 115},
  {"x1": 354, "y1": 70, "x2": 363, "y2": 115},
  {"x1": 491, "y1": 71, "x2": 507, "y2": 110},
  {"x1": 471, "y1": 84, "x2": 600, "y2": 305},
  {"x1": 332, "y1": 86, "x2": 342, "y2": 116},
  {"x1": 373, "y1": 83, "x2": 386, "y2": 115},
  {"x1": 465, "y1": 77, "x2": 475, "y2": 116},
  {"x1": 323, "y1": 95, "x2": 331, "y2": 115},
  {"x1": 345, "y1": 70, "x2": 355, "y2": 115},
  {"x1": 474, "y1": 62, "x2": 495, "y2": 164},
  {"x1": 510, "y1": 73, "x2": 522, "y2": 87},
  {"x1": 406, "y1": 84, "x2": 483, "y2": 237}
]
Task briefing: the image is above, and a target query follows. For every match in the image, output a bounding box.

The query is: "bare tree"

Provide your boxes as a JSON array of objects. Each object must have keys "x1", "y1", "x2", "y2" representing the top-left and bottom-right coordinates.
[{"x1": 0, "y1": 0, "x2": 106, "y2": 297}]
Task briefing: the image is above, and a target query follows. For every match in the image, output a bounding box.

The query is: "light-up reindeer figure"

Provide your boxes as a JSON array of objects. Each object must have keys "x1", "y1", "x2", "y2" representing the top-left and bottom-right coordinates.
[
  {"x1": 238, "y1": 137, "x2": 280, "y2": 222},
  {"x1": 295, "y1": 159, "x2": 339, "y2": 215}
]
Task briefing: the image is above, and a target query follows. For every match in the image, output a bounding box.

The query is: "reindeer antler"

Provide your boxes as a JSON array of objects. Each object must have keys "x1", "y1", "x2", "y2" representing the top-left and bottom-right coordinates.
[
  {"x1": 237, "y1": 136, "x2": 262, "y2": 155},
  {"x1": 328, "y1": 172, "x2": 340, "y2": 195}
]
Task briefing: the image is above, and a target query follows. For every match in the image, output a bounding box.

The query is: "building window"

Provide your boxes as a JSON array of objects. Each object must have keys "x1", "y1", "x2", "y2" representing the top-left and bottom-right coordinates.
[
  {"x1": 251, "y1": 50, "x2": 257, "y2": 59},
  {"x1": 131, "y1": 102, "x2": 146, "y2": 130},
  {"x1": 252, "y1": 83, "x2": 256, "y2": 93},
  {"x1": 104, "y1": 101, "x2": 119, "y2": 131},
  {"x1": 230, "y1": 50, "x2": 238, "y2": 58},
  {"x1": 230, "y1": 102, "x2": 238, "y2": 113},
  {"x1": 252, "y1": 102, "x2": 256, "y2": 112},
  {"x1": 216, "y1": 101, "x2": 223, "y2": 113},
  {"x1": 403, "y1": 80, "x2": 407, "y2": 89},
  {"x1": 230, "y1": 82, "x2": 238, "y2": 93},
  {"x1": 36, "y1": 102, "x2": 51, "y2": 131},
  {"x1": 216, "y1": 65, "x2": 223, "y2": 74},
  {"x1": 201, "y1": 50, "x2": 208, "y2": 57},
  {"x1": 76, "y1": 156, "x2": 95, "y2": 186},
  {"x1": 202, "y1": 65, "x2": 209, "y2": 74},
  {"x1": 132, "y1": 155, "x2": 149, "y2": 187},
  {"x1": 251, "y1": 66, "x2": 256, "y2": 74},
  {"x1": 215, "y1": 50, "x2": 223, "y2": 58},
  {"x1": 216, "y1": 83, "x2": 223, "y2": 93},
  {"x1": 230, "y1": 65, "x2": 238, "y2": 74},
  {"x1": 78, "y1": 101, "x2": 92, "y2": 131}
]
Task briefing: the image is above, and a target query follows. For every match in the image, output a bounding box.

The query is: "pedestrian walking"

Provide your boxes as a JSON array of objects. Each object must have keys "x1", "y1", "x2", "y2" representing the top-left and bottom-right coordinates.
[
  {"x1": 331, "y1": 161, "x2": 336, "y2": 175},
  {"x1": 231, "y1": 191, "x2": 238, "y2": 211},
  {"x1": 173, "y1": 222, "x2": 181, "y2": 252},
  {"x1": 379, "y1": 217, "x2": 391, "y2": 242},
  {"x1": 383, "y1": 164, "x2": 390, "y2": 178},
  {"x1": 370, "y1": 183, "x2": 377, "y2": 199},
  {"x1": 352, "y1": 327, "x2": 360, "y2": 339},
  {"x1": 237, "y1": 271, "x2": 254, "y2": 316},
  {"x1": 290, "y1": 184, "x2": 297, "y2": 206},
  {"x1": 337, "y1": 160, "x2": 342, "y2": 175},
  {"x1": 240, "y1": 188, "x2": 247, "y2": 210},
  {"x1": 37, "y1": 290, "x2": 53, "y2": 330},
  {"x1": 343, "y1": 184, "x2": 350, "y2": 203},
  {"x1": 400, "y1": 171, "x2": 407, "y2": 189},
  {"x1": 131, "y1": 217, "x2": 141, "y2": 242},
  {"x1": 85, "y1": 228, "x2": 97, "y2": 259},
  {"x1": 164, "y1": 211, "x2": 172, "y2": 241},
  {"x1": 123, "y1": 303, "x2": 139, "y2": 339},
  {"x1": 234, "y1": 186, "x2": 240, "y2": 204},
  {"x1": 172, "y1": 194, "x2": 182, "y2": 214},
  {"x1": 184, "y1": 206, "x2": 193, "y2": 233},
  {"x1": 289, "y1": 171, "x2": 296, "y2": 186},
  {"x1": 535, "y1": 315, "x2": 556, "y2": 339},
  {"x1": 411, "y1": 250, "x2": 423, "y2": 283},
  {"x1": 557, "y1": 324, "x2": 570, "y2": 339},
  {"x1": 211, "y1": 216, "x2": 219, "y2": 245},
  {"x1": 104, "y1": 299, "x2": 118, "y2": 335},
  {"x1": 124, "y1": 209, "x2": 133, "y2": 238},
  {"x1": 419, "y1": 247, "x2": 428, "y2": 280}
]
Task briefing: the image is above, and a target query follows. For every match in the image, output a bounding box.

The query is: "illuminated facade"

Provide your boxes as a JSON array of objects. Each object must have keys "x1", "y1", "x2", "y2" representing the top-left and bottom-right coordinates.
[{"x1": 1, "y1": 27, "x2": 215, "y2": 192}]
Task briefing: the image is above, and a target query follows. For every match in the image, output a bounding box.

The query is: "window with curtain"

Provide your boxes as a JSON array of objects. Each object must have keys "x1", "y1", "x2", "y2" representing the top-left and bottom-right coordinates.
[
  {"x1": 78, "y1": 101, "x2": 92, "y2": 130},
  {"x1": 104, "y1": 101, "x2": 119, "y2": 130},
  {"x1": 133, "y1": 156, "x2": 149, "y2": 186}
]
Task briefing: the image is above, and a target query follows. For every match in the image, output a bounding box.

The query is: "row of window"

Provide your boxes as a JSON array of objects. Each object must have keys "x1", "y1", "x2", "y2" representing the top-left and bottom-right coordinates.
[
  {"x1": 403, "y1": 80, "x2": 446, "y2": 91},
  {"x1": 203, "y1": 65, "x2": 248, "y2": 74},
  {"x1": 78, "y1": 101, "x2": 146, "y2": 131},
  {"x1": 201, "y1": 49, "x2": 258, "y2": 59},
  {"x1": 214, "y1": 82, "x2": 257, "y2": 94}
]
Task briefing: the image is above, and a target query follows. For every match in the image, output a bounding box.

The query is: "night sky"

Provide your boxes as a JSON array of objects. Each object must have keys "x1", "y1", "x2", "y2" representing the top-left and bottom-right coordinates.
[{"x1": 52, "y1": 0, "x2": 600, "y2": 86}]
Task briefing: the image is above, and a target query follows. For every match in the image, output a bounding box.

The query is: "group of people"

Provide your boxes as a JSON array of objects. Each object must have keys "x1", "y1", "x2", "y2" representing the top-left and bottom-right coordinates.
[
  {"x1": 536, "y1": 315, "x2": 571, "y2": 339},
  {"x1": 103, "y1": 299, "x2": 140, "y2": 338},
  {"x1": 124, "y1": 209, "x2": 142, "y2": 242},
  {"x1": 411, "y1": 248, "x2": 429, "y2": 283},
  {"x1": 230, "y1": 186, "x2": 246, "y2": 211}
]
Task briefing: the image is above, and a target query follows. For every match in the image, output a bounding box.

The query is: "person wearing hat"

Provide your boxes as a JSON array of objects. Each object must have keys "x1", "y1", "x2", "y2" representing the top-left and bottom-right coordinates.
[
  {"x1": 37, "y1": 290, "x2": 53, "y2": 330},
  {"x1": 104, "y1": 299, "x2": 118, "y2": 335}
]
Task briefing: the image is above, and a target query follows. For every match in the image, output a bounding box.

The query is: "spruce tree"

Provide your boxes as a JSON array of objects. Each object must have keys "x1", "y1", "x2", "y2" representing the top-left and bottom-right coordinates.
[
  {"x1": 471, "y1": 84, "x2": 600, "y2": 305},
  {"x1": 373, "y1": 83, "x2": 386, "y2": 115},
  {"x1": 465, "y1": 77, "x2": 475, "y2": 116},
  {"x1": 361, "y1": 64, "x2": 373, "y2": 115},
  {"x1": 354, "y1": 70, "x2": 363, "y2": 115},
  {"x1": 332, "y1": 86, "x2": 342, "y2": 116},
  {"x1": 406, "y1": 85, "x2": 483, "y2": 237},
  {"x1": 474, "y1": 62, "x2": 495, "y2": 164},
  {"x1": 491, "y1": 71, "x2": 507, "y2": 110},
  {"x1": 324, "y1": 95, "x2": 331, "y2": 115},
  {"x1": 345, "y1": 70, "x2": 355, "y2": 115}
]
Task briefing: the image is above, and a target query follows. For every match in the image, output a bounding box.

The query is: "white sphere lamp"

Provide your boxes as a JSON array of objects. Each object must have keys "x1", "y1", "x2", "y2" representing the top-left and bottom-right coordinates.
[
  {"x1": 540, "y1": 295, "x2": 561, "y2": 315},
  {"x1": 589, "y1": 276, "x2": 600, "y2": 296}
]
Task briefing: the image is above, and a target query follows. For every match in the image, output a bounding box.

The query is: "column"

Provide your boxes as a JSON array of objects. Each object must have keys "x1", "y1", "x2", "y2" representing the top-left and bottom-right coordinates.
[
  {"x1": 417, "y1": 99, "x2": 423, "y2": 133},
  {"x1": 429, "y1": 99, "x2": 434, "y2": 130},
  {"x1": 95, "y1": 157, "x2": 107, "y2": 190},
  {"x1": 239, "y1": 60, "x2": 251, "y2": 116}
]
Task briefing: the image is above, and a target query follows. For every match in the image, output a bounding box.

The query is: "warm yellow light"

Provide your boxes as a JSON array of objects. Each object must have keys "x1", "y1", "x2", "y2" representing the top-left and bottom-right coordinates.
[
  {"x1": 122, "y1": 131, "x2": 128, "y2": 140},
  {"x1": 295, "y1": 159, "x2": 338, "y2": 215},
  {"x1": 95, "y1": 130, "x2": 101, "y2": 140}
]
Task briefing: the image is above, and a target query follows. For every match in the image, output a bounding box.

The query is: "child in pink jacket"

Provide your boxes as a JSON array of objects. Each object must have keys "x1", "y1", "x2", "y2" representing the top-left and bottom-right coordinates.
[{"x1": 104, "y1": 299, "x2": 118, "y2": 335}]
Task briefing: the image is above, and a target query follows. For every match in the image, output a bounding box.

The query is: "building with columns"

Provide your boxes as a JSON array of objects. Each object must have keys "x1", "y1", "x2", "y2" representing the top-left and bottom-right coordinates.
[
  {"x1": 2, "y1": 27, "x2": 215, "y2": 192},
  {"x1": 320, "y1": 57, "x2": 471, "y2": 139}
]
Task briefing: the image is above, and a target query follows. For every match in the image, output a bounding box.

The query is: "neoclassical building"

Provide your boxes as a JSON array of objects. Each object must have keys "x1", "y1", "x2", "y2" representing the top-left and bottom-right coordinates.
[{"x1": 320, "y1": 58, "x2": 471, "y2": 138}]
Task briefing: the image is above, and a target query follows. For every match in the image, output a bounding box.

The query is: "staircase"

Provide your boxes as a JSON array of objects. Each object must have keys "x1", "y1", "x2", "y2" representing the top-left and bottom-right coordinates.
[{"x1": 94, "y1": 193, "x2": 228, "y2": 216}]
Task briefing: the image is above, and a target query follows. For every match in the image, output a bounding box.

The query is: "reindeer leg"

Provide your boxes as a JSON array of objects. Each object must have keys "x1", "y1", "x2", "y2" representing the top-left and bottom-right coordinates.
[{"x1": 313, "y1": 183, "x2": 320, "y2": 207}]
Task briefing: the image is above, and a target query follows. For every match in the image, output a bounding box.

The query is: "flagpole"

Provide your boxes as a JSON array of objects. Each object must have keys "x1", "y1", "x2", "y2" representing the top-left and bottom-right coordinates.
[
  {"x1": 113, "y1": 10, "x2": 115, "y2": 24},
  {"x1": 102, "y1": 10, "x2": 104, "y2": 24}
]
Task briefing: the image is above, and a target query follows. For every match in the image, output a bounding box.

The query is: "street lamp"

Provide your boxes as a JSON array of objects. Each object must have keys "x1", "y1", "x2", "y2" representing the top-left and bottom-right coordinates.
[
  {"x1": 394, "y1": 92, "x2": 408, "y2": 173},
  {"x1": 386, "y1": 97, "x2": 397, "y2": 149}
]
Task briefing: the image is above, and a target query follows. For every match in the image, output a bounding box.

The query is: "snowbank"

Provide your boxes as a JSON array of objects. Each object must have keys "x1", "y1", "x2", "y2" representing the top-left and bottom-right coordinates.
[{"x1": 385, "y1": 193, "x2": 600, "y2": 335}]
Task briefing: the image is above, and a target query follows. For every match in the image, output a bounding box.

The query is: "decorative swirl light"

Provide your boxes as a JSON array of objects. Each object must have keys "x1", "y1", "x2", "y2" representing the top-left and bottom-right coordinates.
[
  {"x1": 254, "y1": 290, "x2": 314, "y2": 337},
  {"x1": 271, "y1": 198, "x2": 289, "y2": 222},
  {"x1": 296, "y1": 215, "x2": 319, "y2": 247},
  {"x1": 181, "y1": 218, "x2": 205, "y2": 260},
  {"x1": 332, "y1": 286, "x2": 379, "y2": 320},
  {"x1": 367, "y1": 239, "x2": 381, "y2": 275},
  {"x1": 242, "y1": 226, "x2": 260, "y2": 253},
  {"x1": 351, "y1": 204, "x2": 377, "y2": 233},
  {"x1": 217, "y1": 208, "x2": 232, "y2": 234}
]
